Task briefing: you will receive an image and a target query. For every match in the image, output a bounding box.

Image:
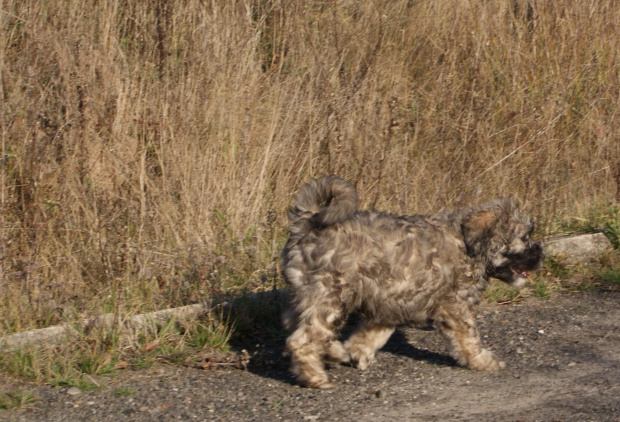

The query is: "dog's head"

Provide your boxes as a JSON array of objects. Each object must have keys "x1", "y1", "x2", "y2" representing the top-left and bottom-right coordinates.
[{"x1": 462, "y1": 198, "x2": 545, "y2": 287}]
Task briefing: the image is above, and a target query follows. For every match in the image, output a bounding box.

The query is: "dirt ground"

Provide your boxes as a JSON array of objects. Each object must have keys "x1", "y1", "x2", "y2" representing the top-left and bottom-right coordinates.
[{"x1": 1, "y1": 289, "x2": 618, "y2": 422}]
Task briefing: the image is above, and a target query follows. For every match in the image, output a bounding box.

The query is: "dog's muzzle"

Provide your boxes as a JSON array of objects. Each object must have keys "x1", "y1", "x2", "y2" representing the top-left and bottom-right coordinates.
[{"x1": 491, "y1": 241, "x2": 545, "y2": 287}]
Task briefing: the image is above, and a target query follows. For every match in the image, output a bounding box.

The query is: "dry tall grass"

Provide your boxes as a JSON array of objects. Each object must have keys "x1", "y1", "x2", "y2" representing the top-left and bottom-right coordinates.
[{"x1": 1, "y1": 0, "x2": 618, "y2": 335}]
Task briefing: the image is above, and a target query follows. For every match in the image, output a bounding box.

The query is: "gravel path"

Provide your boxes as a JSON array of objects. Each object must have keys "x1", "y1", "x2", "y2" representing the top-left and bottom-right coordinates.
[{"x1": 2, "y1": 290, "x2": 619, "y2": 422}]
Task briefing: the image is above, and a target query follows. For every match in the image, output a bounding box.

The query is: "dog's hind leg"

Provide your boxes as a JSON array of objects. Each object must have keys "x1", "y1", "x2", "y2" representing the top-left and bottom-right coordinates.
[
  {"x1": 344, "y1": 323, "x2": 395, "y2": 370},
  {"x1": 283, "y1": 307, "x2": 348, "y2": 365},
  {"x1": 286, "y1": 296, "x2": 345, "y2": 388},
  {"x1": 435, "y1": 304, "x2": 505, "y2": 371}
]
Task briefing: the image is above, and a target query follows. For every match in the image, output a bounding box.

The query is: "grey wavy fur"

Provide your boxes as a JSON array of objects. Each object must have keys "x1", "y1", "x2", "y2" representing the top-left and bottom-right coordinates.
[{"x1": 281, "y1": 176, "x2": 544, "y2": 388}]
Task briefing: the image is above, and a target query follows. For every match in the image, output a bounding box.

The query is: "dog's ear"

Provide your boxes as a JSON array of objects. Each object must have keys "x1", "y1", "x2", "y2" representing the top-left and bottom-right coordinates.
[{"x1": 462, "y1": 208, "x2": 499, "y2": 256}]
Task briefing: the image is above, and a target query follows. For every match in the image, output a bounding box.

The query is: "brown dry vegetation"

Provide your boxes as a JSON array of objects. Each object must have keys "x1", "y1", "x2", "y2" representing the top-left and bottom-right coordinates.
[{"x1": 0, "y1": 0, "x2": 619, "y2": 338}]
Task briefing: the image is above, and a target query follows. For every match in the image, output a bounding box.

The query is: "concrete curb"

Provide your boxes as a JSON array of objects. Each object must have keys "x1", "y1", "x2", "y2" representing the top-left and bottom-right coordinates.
[{"x1": 0, "y1": 303, "x2": 209, "y2": 352}]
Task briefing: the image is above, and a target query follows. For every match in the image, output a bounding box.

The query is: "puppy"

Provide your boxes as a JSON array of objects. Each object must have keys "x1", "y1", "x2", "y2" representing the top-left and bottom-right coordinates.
[{"x1": 281, "y1": 176, "x2": 544, "y2": 388}]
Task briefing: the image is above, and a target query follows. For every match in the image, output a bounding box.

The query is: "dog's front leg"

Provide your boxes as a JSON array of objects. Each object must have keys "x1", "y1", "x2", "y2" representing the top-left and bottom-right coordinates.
[{"x1": 435, "y1": 304, "x2": 505, "y2": 371}]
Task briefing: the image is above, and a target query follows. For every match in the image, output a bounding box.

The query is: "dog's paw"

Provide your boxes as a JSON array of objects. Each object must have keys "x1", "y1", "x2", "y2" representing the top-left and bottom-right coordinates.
[
  {"x1": 305, "y1": 374, "x2": 337, "y2": 389},
  {"x1": 354, "y1": 356, "x2": 374, "y2": 371},
  {"x1": 469, "y1": 349, "x2": 505, "y2": 371},
  {"x1": 315, "y1": 380, "x2": 337, "y2": 389},
  {"x1": 345, "y1": 340, "x2": 378, "y2": 371},
  {"x1": 349, "y1": 351, "x2": 375, "y2": 371}
]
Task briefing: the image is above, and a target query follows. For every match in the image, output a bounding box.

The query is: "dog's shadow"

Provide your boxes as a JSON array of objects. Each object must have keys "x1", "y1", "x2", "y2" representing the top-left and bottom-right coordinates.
[
  {"x1": 225, "y1": 291, "x2": 457, "y2": 386},
  {"x1": 380, "y1": 328, "x2": 458, "y2": 367},
  {"x1": 240, "y1": 325, "x2": 458, "y2": 387}
]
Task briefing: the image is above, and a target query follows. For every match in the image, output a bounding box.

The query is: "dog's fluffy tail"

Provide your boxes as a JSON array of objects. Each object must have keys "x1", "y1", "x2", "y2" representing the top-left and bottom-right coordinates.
[{"x1": 287, "y1": 176, "x2": 358, "y2": 235}]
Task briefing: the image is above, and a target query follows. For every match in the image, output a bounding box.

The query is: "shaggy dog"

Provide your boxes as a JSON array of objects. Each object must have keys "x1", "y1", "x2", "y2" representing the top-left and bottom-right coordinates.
[{"x1": 281, "y1": 176, "x2": 544, "y2": 388}]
